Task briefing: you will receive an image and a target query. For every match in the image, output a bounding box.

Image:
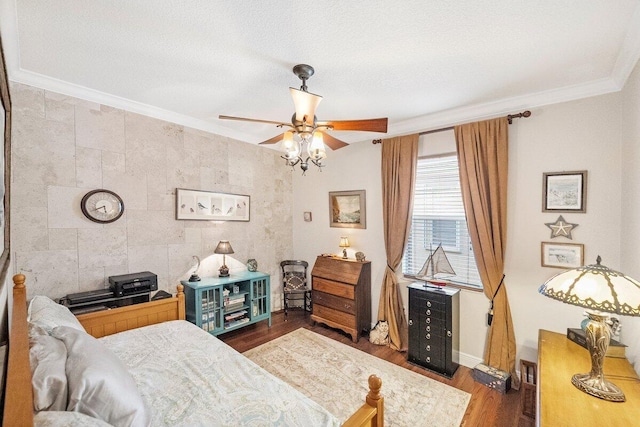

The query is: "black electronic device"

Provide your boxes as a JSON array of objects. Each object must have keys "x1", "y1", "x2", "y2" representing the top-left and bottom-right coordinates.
[
  {"x1": 109, "y1": 271, "x2": 158, "y2": 297},
  {"x1": 151, "y1": 290, "x2": 172, "y2": 301},
  {"x1": 65, "y1": 288, "x2": 114, "y2": 305}
]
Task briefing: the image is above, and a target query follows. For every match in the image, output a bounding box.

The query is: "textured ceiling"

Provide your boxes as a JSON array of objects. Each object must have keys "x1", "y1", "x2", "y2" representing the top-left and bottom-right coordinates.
[{"x1": 2, "y1": 0, "x2": 640, "y2": 145}]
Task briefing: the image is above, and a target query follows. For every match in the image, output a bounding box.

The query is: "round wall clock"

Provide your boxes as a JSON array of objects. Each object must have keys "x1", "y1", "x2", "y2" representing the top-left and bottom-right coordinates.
[{"x1": 80, "y1": 189, "x2": 125, "y2": 224}]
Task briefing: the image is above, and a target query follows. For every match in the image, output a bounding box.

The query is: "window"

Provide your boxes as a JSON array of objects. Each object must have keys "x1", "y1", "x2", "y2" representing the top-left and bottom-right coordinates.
[{"x1": 402, "y1": 154, "x2": 482, "y2": 288}]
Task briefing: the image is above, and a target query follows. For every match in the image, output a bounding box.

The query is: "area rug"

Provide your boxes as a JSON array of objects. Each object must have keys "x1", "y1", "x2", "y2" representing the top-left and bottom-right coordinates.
[{"x1": 243, "y1": 328, "x2": 470, "y2": 426}]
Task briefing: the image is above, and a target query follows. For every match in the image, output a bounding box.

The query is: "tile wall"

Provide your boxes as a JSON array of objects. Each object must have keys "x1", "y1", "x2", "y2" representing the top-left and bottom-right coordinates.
[{"x1": 10, "y1": 83, "x2": 293, "y2": 307}]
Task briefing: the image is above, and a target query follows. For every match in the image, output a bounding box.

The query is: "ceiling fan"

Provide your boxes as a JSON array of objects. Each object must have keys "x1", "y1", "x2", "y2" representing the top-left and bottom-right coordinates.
[{"x1": 219, "y1": 64, "x2": 388, "y2": 173}]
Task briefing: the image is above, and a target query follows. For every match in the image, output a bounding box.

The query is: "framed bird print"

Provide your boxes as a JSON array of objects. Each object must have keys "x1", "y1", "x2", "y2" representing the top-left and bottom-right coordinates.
[{"x1": 176, "y1": 188, "x2": 250, "y2": 221}]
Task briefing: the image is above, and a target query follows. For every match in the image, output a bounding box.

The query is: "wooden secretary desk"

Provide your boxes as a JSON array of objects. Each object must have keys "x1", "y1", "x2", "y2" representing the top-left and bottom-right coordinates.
[
  {"x1": 537, "y1": 330, "x2": 640, "y2": 426},
  {"x1": 310, "y1": 256, "x2": 371, "y2": 342}
]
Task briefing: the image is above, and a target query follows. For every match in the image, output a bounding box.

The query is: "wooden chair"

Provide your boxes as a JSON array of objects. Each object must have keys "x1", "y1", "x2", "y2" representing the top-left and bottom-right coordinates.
[{"x1": 280, "y1": 260, "x2": 311, "y2": 318}]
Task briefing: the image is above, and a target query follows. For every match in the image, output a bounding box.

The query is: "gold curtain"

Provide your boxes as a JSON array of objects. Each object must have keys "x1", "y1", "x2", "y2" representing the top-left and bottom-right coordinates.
[
  {"x1": 378, "y1": 134, "x2": 419, "y2": 351},
  {"x1": 454, "y1": 118, "x2": 517, "y2": 378}
]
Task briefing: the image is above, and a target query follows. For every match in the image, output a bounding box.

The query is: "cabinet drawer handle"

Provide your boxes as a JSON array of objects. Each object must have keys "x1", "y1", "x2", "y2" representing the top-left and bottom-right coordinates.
[
  {"x1": 426, "y1": 309, "x2": 431, "y2": 315},
  {"x1": 426, "y1": 325, "x2": 431, "y2": 332},
  {"x1": 426, "y1": 333, "x2": 431, "y2": 340},
  {"x1": 409, "y1": 319, "x2": 413, "y2": 326},
  {"x1": 426, "y1": 345, "x2": 431, "y2": 351},
  {"x1": 426, "y1": 356, "x2": 431, "y2": 363},
  {"x1": 344, "y1": 303, "x2": 352, "y2": 309},
  {"x1": 427, "y1": 301, "x2": 432, "y2": 308},
  {"x1": 447, "y1": 330, "x2": 452, "y2": 337}
]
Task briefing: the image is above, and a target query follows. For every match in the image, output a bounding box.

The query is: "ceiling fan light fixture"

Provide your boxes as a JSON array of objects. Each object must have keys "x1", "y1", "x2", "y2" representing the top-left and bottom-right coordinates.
[
  {"x1": 308, "y1": 131, "x2": 327, "y2": 161},
  {"x1": 281, "y1": 131, "x2": 300, "y2": 160},
  {"x1": 220, "y1": 63, "x2": 388, "y2": 176},
  {"x1": 290, "y1": 87, "x2": 322, "y2": 123}
]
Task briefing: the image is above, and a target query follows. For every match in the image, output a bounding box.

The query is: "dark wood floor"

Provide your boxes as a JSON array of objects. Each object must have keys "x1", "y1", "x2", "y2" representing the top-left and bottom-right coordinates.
[{"x1": 220, "y1": 310, "x2": 536, "y2": 427}]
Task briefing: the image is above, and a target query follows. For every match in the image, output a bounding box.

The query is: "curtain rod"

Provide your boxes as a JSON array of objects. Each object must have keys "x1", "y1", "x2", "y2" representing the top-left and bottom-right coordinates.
[{"x1": 371, "y1": 110, "x2": 531, "y2": 145}]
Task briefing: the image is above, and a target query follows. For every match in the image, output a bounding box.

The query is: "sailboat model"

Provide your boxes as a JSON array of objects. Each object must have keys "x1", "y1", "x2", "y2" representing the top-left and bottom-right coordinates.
[{"x1": 416, "y1": 244, "x2": 456, "y2": 286}]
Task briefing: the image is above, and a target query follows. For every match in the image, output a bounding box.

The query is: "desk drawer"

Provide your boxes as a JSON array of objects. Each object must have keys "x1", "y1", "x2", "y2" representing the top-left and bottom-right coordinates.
[
  {"x1": 313, "y1": 278, "x2": 355, "y2": 299},
  {"x1": 313, "y1": 304, "x2": 357, "y2": 329},
  {"x1": 313, "y1": 291, "x2": 356, "y2": 315}
]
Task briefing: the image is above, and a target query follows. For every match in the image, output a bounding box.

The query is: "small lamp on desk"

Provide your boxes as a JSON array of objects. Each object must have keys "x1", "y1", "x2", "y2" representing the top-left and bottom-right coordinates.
[
  {"x1": 539, "y1": 256, "x2": 640, "y2": 402},
  {"x1": 214, "y1": 240, "x2": 234, "y2": 277},
  {"x1": 339, "y1": 237, "x2": 350, "y2": 259}
]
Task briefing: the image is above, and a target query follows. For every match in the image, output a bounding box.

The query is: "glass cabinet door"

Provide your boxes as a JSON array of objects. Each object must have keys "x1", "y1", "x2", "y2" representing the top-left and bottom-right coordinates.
[
  {"x1": 201, "y1": 287, "x2": 221, "y2": 332},
  {"x1": 251, "y1": 277, "x2": 268, "y2": 318}
]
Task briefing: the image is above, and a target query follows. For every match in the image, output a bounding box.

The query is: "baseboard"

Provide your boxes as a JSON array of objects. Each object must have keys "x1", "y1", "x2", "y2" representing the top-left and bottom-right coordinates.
[{"x1": 457, "y1": 351, "x2": 483, "y2": 369}]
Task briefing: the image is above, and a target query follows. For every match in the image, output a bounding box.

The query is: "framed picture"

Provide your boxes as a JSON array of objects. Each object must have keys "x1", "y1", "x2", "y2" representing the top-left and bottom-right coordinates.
[
  {"x1": 329, "y1": 190, "x2": 366, "y2": 229},
  {"x1": 541, "y1": 242, "x2": 584, "y2": 269},
  {"x1": 176, "y1": 188, "x2": 250, "y2": 221},
  {"x1": 542, "y1": 170, "x2": 587, "y2": 213}
]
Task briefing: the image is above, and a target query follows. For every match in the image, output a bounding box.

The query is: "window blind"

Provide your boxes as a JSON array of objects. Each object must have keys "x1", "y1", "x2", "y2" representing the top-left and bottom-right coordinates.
[{"x1": 402, "y1": 154, "x2": 482, "y2": 288}]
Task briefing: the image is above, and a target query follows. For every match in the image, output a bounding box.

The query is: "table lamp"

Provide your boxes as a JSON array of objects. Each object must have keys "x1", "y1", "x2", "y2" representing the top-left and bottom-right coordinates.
[
  {"x1": 214, "y1": 240, "x2": 234, "y2": 277},
  {"x1": 538, "y1": 256, "x2": 640, "y2": 402},
  {"x1": 339, "y1": 237, "x2": 350, "y2": 259}
]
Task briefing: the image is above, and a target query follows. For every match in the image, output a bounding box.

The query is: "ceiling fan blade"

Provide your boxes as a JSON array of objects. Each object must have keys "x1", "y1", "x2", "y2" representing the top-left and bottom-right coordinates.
[
  {"x1": 258, "y1": 133, "x2": 287, "y2": 145},
  {"x1": 321, "y1": 132, "x2": 349, "y2": 150},
  {"x1": 219, "y1": 115, "x2": 291, "y2": 127},
  {"x1": 317, "y1": 118, "x2": 388, "y2": 133}
]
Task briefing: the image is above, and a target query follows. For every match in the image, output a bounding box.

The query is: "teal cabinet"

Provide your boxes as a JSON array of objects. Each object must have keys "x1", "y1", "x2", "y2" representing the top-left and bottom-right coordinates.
[{"x1": 182, "y1": 271, "x2": 271, "y2": 336}]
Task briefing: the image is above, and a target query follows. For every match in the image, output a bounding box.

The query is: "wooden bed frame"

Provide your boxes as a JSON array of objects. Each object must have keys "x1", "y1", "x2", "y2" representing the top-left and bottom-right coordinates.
[{"x1": 4, "y1": 274, "x2": 383, "y2": 426}]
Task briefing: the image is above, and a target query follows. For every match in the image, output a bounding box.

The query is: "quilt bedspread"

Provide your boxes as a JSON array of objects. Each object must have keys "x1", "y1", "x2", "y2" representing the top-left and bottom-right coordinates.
[{"x1": 100, "y1": 320, "x2": 340, "y2": 427}]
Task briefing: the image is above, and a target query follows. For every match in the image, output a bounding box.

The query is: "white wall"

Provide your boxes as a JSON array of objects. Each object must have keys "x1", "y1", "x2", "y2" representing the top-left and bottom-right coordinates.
[
  {"x1": 620, "y1": 59, "x2": 640, "y2": 373},
  {"x1": 292, "y1": 140, "x2": 386, "y2": 318},
  {"x1": 294, "y1": 91, "x2": 625, "y2": 367},
  {"x1": 506, "y1": 93, "x2": 623, "y2": 364}
]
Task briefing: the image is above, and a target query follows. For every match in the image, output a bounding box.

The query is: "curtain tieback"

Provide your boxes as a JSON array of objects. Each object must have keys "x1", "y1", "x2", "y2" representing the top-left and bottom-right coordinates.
[
  {"x1": 386, "y1": 264, "x2": 395, "y2": 273},
  {"x1": 487, "y1": 274, "x2": 506, "y2": 326}
]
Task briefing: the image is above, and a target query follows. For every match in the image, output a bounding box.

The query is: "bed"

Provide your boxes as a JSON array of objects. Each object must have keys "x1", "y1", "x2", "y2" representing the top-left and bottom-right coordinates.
[{"x1": 4, "y1": 274, "x2": 384, "y2": 426}]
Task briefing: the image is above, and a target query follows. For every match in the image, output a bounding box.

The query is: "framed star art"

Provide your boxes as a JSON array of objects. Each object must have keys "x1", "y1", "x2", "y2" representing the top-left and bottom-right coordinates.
[{"x1": 545, "y1": 215, "x2": 578, "y2": 239}]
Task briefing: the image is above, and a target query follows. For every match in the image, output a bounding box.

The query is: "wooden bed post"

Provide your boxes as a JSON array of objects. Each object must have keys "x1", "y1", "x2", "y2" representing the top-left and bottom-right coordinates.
[
  {"x1": 366, "y1": 375, "x2": 384, "y2": 427},
  {"x1": 342, "y1": 374, "x2": 384, "y2": 427},
  {"x1": 4, "y1": 274, "x2": 34, "y2": 426},
  {"x1": 176, "y1": 284, "x2": 185, "y2": 320}
]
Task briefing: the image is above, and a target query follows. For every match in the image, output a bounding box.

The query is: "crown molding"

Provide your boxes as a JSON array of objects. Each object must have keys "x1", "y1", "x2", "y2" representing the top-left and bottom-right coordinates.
[
  {"x1": 6, "y1": 63, "x2": 627, "y2": 148},
  {"x1": 9, "y1": 68, "x2": 260, "y2": 142},
  {"x1": 389, "y1": 77, "x2": 621, "y2": 137},
  {"x1": 611, "y1": 2, "x2": 640, "y2": 88}
]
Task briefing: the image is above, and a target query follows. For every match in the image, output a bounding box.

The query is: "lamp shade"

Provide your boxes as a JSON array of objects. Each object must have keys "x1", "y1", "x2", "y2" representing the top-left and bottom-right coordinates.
[
  {"x1": 214, "y1": 240, "x2": 234, "y2": 255},
  {"x1": 281, "y1": 131, "x2": 300, "y2": 160},
  {"x1": 538, "y1": 256, "x2": 640, "y2": 316},
  {"x1": 339, "y1": 237, "x2": 350, "y2": 248},
  {"x1": 290, "y1": 87, "x2": 322, "y2": 123},
  {"x1": 308, "y1": 131, "x2": 327, "y2": 161}
]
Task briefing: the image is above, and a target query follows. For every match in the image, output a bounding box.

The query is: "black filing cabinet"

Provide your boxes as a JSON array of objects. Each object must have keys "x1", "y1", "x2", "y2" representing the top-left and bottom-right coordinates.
[{"x1": 408, "y1": 283, "x2": 460, "y2": 378}]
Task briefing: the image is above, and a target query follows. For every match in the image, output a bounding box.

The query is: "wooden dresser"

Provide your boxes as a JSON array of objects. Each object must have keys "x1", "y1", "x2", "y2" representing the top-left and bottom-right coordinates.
[
  {"x1": 311, "y1": 256, "x2": 371, "y2": 342},
  {"x1": 537, "y1": 329, "x2": 640, "y2": 426}
]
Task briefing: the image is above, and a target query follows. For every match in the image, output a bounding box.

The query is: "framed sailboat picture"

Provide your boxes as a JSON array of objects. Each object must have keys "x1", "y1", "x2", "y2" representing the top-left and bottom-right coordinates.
[
  {"x1": 329, "y1": 190, "x2": 366, "y2": 229},
  {"x1": 416, "y1": 244, "x2": 456, "y2": 286}
]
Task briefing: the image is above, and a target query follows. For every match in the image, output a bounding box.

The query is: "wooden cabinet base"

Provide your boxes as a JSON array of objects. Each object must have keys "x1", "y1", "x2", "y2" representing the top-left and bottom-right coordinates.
[
  {"x1": 311, "y1": 256, "x2": 371, "y2": 343},
  {"x1": 311, "y1": 313, "x2": 359, "y2": 342}
]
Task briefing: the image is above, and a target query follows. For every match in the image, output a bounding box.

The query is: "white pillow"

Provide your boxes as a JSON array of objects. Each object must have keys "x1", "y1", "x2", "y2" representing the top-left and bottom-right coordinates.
[
  {"x1": 34, "y1": 410, "x2": 114, "y2": 427},
  {"x1": 28, "y1": 295, "x2": 85, "y2": 334},
  {"x1": 51, "y1": 326, "x2": 151, "y2": 427},
  {"x1": 29, "y1": 333, "x2": 68, "y2": 412}
]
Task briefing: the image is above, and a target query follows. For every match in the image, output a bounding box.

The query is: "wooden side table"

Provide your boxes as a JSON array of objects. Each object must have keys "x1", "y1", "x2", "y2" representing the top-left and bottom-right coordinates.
[{"x1": 537, "y1": 329, "x2": 640, "y2": 426}]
